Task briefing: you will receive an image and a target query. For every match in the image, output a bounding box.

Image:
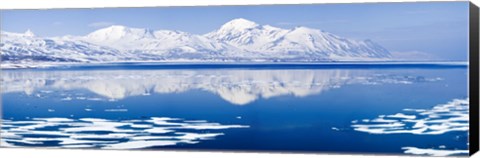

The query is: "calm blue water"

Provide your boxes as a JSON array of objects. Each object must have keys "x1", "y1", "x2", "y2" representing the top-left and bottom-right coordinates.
[{"x1": 0, "y1": 64, "x2": 469, "y2": 156}]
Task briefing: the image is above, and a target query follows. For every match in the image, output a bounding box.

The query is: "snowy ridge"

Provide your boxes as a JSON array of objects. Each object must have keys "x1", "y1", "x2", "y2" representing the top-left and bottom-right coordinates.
[
  {"x1": 83, "y1": 25, "x2": 236, "y2": 57},
  {"x1": 205, "y1": 18, "x2": 391, "y2": 61},
  {"x1": 1, "y1": 31, "x2": 129, "y2": 63},
  {"x1": 1, "y1": 18, "x2": 391, "y2": 66}
]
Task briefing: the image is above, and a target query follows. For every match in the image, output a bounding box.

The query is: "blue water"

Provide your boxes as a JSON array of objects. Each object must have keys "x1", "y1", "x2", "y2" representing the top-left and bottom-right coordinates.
[{"x1": 0, "y1": 64, "x2": 469, "y2": 156}]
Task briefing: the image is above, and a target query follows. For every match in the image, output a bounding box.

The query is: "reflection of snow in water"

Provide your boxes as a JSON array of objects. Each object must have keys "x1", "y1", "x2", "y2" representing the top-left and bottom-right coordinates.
[
  {"x1": 1, "y1": 70, "x2": 442, "y2": 105},
  {"x1": 1, "y1": 117, "x2": 249, "y2": 149},
  {"x1": 351, "y1": 98, "x2": 468, "y2": 156}
]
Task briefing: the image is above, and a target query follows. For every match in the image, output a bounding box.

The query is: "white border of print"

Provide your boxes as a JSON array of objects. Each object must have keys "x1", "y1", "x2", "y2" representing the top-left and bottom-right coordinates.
[{"x1": 0, "y1": 0, "x2": 479, "y2": 158}]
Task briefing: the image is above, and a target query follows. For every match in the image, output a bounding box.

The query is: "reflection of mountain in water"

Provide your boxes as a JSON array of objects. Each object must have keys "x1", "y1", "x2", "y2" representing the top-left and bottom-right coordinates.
[{"x1": 1, "y1": 70, "x2": 440, "y2": 105}]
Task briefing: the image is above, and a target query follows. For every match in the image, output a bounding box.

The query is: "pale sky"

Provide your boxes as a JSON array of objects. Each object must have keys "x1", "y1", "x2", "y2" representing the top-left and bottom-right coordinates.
[{"x1": 1, "y1": 2, "x2": 469, "y2": 60}]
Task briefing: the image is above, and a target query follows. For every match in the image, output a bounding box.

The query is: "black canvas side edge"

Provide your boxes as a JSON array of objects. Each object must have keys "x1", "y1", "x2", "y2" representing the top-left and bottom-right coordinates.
[{"x1": 470, "y1": 1, "x2": 480, "y2": 156}]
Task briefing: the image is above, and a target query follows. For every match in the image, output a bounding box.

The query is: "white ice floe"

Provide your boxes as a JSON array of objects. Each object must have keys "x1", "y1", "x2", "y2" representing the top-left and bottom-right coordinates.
[
  {"x1": 61, "y1": 144, "x2": 97, "y2": 148},
  {"x1": 22, "y1": 137, "x2": 117, "y2": 145},
  {"x1": 351, "y1": 98, "x2": 469, "y2": 135},
  {"x1": 370, "y1": 118, "x2": 398, "y2": 123},
  {"x1": 129, "y1": 124, "x2": 153, "y2": 128},
  {"x1": 184, "y1": 120, "x2": 208, "y2": 123},
  {"x1": 351, "y1": 99, "x2": 469, "y2": 156},
  {"x1": 0, "y1": 139, "x2": 18, "y2": 147},
  {"x1": 147, "y1": 117, "x2": 185, "y2": 126},
  {"x1": 402, "y1": 147, "x2": 468, "y2": 157},
  {"x1": 86, "y1": 97, "x2": 103, "y2": 101},
  {"x1": 0, "y1": 131, "x2": 22, "y2": 139},
  {"x1": 61, "y1": 97, "x2": 73, "y2": 101},
  {"x1": 2, "y1": 139, "x2": 44, "y2": 145},
  {"x1": 1, "y1": 117, "x2": 249, "y2": 149},
  {"x1": 172, "y1": 123, "x2": 250, "y2": 130},
  {"x1": 130, "y1": 136, "x2": 176, "y2": 140},
  {"x1": 70, "y1": 133, "x2": 134, "y2": 139},
  {"x1": 9, "y1": 121, "x2": 61, "y2": 131},
  {"x1": 62, "y1": 122, "x2": 137, "y2": 133},
  {"x1": 79, "y1": 118, "x2": 110, "y2": 122},
  {"x1": 144, "y1": 128, "x2": 173, "y2": 134},
  {"x1": 4, "y1": 121, "x2": 45, "y2": 124},
  {"x1": 33, "y1": 118, "x2": 74, "y2": 122},
  {"x1": 386, "y1": 113, "x2": 416, "y2": 119},
  {"x1": 104, "y1": 109, "x2": 128, "y2": 112},
  {"x1": 175, "y1": 132, "x2": 224, "y2": 140},
  {"x1": 12, "y1": 130, "x2": 72, "y2": 136},
  {"x1": 103, "y1": 140, "x2": 197, "y2": 150}
]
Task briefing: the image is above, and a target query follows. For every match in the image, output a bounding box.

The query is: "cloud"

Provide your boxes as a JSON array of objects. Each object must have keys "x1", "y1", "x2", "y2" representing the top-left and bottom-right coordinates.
[
  {"x1": 88, "y1": 21, "x2": 115, "y2": 28},
  {"x1": 390, "y1": 51, "x2": 439, "y2": 61}
]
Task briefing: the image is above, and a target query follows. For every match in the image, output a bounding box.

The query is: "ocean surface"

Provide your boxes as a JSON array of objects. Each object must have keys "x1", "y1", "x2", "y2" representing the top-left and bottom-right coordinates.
[{"x1": 0, "y1": 63, "x2": 469, "y2": 156}]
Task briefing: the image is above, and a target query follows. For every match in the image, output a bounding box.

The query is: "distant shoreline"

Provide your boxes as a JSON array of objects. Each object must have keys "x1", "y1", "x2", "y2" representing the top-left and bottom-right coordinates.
[{"x1": 0, "y1": 61, "x2": 468, "y2": 70}]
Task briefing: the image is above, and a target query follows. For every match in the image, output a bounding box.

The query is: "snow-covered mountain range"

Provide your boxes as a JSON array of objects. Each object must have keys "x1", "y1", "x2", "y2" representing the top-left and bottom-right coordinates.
[{"x1": 1, "y1": 18, "x2": 391, "y2": 67}]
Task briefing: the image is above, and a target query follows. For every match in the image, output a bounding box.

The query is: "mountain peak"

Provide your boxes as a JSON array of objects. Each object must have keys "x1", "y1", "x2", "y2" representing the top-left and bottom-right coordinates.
[
  {"x1": 97, "y1": 25, "x2": 131, "y2": 34},
  {"x1": 105, "y1": 25, "x2": 129, "y2": 30},
  {"x1": 86, "y1": 25, "x2": 156, "y2": 42},
  {"x1": 90, "y1": 25, "x2": 127, "y2": 34},
  {"x1": 292, "y1": 26, "x2": 316, "y2": 31},
  {"x1": 220, "y1": 18, "x2": 259, "y2": 30},
  {"x1": 24, "y1": 29, "x2": 35, "y2": 37}
]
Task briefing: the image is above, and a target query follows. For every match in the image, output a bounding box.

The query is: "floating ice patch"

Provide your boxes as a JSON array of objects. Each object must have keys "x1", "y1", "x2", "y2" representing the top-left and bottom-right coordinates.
[
  {"x1": 402, "y1": 147, "x2": 468, "y2": 157},
  {"x1": 104, "y1": 109, "x2": 128, "y2": 112},
  {"x1": 175, "y1": 132, "x2": 224, "y2": 140},
  {"x1": 1, "y1": 117, "x2": 249, "y2": 149},
  {"x1": 144, "y1": 128, "x2": 173, "y2": 134},
  {"x1": 86, "y1": 97, "x2": 104, "y2": 101},
  {"x1": 61, "y1": 97, "x2": 73, "y2": 101},
  {"x1": 33, "y1": 118, "x2": 74, "y2": 122},
  {"x1": 129, "y1": 124, "x2": 153, "y2": 128},
  {"x1": 386, "y1": 113, "x2": 416, "y2": 119},
  {"x1": 172, "y1": 123, "x2": 250, "y2": 130},
  {"x1": 351, "y1": 98, "x2": 469, "y2": 135},
  {"x1": 104, "y1": 140, "x2": 197, "y2": 150},
  {"x1": 351, "y1": 99, "x2": 469, "y2": 156}
]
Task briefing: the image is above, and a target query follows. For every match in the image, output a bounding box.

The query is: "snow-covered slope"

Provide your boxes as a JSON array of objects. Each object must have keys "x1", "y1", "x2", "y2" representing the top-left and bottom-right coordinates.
[
  {"x1": 1, "y1": 30, "x2": 128, "y2": 63},
  {"x1": 205, "y1": 18, "x2": 391, "y2": 61},
  {"x1": 83, "y1": 25, "x2": 237, "y2": 59},
  {"x1": 1, "y1": 18, "x2": 391, "y2": 67}
]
